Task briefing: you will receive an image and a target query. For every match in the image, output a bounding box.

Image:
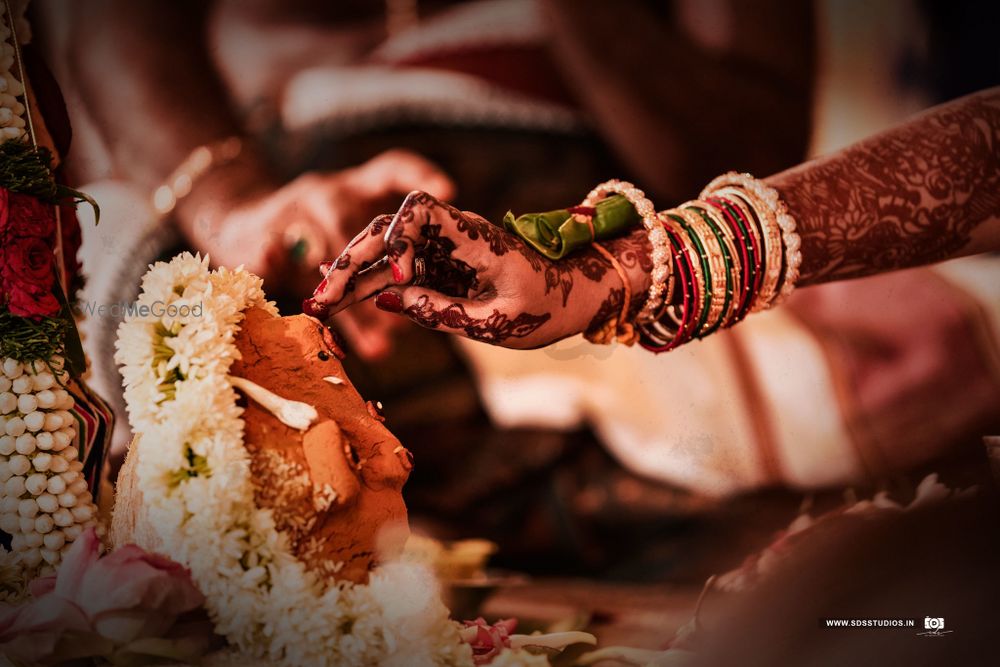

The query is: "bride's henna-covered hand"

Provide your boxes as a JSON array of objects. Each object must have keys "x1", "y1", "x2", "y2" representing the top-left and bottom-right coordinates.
[{"x1": 306, "y1": 192, "x2": 652, "y2": 348}]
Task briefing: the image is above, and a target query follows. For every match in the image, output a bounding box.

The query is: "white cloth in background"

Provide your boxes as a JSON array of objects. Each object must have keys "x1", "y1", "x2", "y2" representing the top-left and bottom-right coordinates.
[
  {"x1": 455, "y1": 311, "x2": 859, "y2": 498},
  {"x1": 75, "y1": 181, "x2": 178, "y2": 456}
]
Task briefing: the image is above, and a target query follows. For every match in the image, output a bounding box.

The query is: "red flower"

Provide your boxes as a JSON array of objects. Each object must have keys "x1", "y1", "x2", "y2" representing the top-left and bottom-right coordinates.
[
  {"x1": 0, "y1": 204, "x2": 60, "y2": 319},
  {"x1": 3, "y1": 247, "x2": 60, "y2": 321},
  {"x1": 0, "y1": 187, "x2": 8, "y2": 236},
  {"x1": 3, "y1": 235, "x2": 54, "y2": 286},
  {"x1": 5, "y1": 282, "x2": 60, "y2": 318},
  {"x1": 7, "y1": 190, "x2": 56, "y2": 240},
  {"x1": 459, "y1": 617, "x2": 518, "y2": 664}
]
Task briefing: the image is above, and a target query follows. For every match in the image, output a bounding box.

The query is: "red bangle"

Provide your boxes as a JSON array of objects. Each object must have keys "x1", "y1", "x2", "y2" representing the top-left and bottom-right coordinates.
[
  {"x1": 706, "y1": 196, "x2": 755, "y2": 326},
  {"x1": 711, "y1": 194, "x2": 765, "y2": 318},
  {"x1": 640, "y1": 225, "x2": 697, "y2": 352}
]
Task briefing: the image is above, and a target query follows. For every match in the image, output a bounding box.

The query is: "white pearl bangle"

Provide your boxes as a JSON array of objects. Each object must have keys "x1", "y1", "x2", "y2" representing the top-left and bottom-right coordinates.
[
  {"x1": 583, "y1": 180, "x2": 672, "y2": 323},
  {"x1": 701, "y1": 172, "x2": 802, "y2": 307}
]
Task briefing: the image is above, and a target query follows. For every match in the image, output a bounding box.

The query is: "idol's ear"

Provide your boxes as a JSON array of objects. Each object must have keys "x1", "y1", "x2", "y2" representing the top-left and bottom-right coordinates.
[{"x1": 301, "y1": 420, "x2": 361, "y2": 510}]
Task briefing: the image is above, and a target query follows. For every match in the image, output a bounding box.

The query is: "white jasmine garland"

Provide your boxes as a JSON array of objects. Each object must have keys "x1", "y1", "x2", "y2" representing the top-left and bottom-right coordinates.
[
  {"x1": 115, "y1": 254, "x2": 475, "y2": 667},
  {"x1": 0, "y1": 354, "x2": 100, "y2": 581},
  {"x1": 0, "y1": 2, "x2": 26, "y2": 143}
]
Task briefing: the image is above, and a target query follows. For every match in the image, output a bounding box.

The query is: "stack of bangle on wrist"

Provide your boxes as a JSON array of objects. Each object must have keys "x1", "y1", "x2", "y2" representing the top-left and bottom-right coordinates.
[
  {"x1": 581, "y1": 180, "x2": 672, "y2": 345},
  {"x1": 581, "y1": 172, "x2": 801, "y2": 352}
]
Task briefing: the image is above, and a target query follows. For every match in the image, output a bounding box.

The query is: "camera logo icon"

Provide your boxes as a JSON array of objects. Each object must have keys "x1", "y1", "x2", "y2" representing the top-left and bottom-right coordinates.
[{"x1": 924, "y1": 617, "x2": 945, "y2": 631}]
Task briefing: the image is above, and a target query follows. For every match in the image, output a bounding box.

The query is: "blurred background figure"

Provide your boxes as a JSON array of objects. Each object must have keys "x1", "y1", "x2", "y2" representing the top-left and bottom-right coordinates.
[{"x1": 29, "y1": 0, "x2": 1000, "y2": 580}]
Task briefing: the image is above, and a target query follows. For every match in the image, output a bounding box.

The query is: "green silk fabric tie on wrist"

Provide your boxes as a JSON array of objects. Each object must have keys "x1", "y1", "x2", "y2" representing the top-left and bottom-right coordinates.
[{"x1": 502, "y1": 194, "x2": 640, "y2": 260}]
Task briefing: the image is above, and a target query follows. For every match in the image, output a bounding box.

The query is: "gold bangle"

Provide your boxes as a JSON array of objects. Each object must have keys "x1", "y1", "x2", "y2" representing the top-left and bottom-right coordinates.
[
  {"x1": 652, "y1": 249, "x2": 677, "y2": 322},
  {"x1": 585, "y1": 243, "x2": 639, "y2": 346},
  {"x1": 702, "y1": 172, "x2": 802, "y2": 307},
  {"x1": 709, "y1": 186, "x2": 782, "y2": 312},
  {"x1": 151, "y1": 137, "x2": 243, "y2": 217},
  {"x1": 640, "y1": 213, "x2": 690, "y2": 346},
  {"x1": 583, "y1": 180, "x2": 671, "y2": 323},
  {"x1": 685, "y1": 200, "x2": 743, "y2": 329},
  {"x1": 663, "y1": 212, "x2": 706, "y2": 335},
  {"x1": 673, "y1": 207, "x2": 727, "y2": 335}
]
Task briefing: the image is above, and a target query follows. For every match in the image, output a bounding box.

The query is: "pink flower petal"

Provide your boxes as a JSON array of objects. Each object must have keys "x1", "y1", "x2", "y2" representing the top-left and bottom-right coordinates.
[
  {"x1": 79, "y1": 545, "x2": 203, "y2": 620},
  {"x1": 29, "y1": 575, "x2": 57, "y2": 598},
  {"x1": 1, "y1": 595, "x2": 89, "y2": 641},
  {"x1": 53, "y1": 526, "x2": 101, "y2": 601}
]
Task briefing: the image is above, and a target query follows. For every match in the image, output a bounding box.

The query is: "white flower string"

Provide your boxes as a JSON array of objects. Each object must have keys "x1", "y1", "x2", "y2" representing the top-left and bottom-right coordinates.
[
  {"x1": 115, "y1": 253, "x2": 473, "y2": 667},
  {"x1": 0, "y1": 0, "x2": 28, "y2": 144},
  {"x1": 0, "y1": 2, "x2": 99, "y2": 582},
  {"x1": 0, "y1": 356, "x2": 99, "y2": 576}
]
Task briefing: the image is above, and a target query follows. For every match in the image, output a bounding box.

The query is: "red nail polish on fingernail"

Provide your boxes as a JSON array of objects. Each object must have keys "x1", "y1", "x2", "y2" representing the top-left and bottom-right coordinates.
[
  {"x1": 313, "y1": 278, "x2": 328, "y2": 296},
  {"x1": 390, "y1": 261, "x2": 404, "y2": 283},
  {"x1": 374, "y1": 291, "x2": 403, "y2": 313},
  {"x1": 302, "y1": 298, "x2": 330, "y2": 319}
]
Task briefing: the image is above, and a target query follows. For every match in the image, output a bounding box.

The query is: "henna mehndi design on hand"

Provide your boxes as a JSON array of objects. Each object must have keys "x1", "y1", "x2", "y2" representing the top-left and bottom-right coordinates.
[
  {"x1": 769, "y1": 90, "x2": 1000, "y2": 285},
  {"x1": 404, "y1": 294, "x2": 550, "y2": 345},
  {"x1": 416, "y1": 223, "x2": 480, "y2": 297}
]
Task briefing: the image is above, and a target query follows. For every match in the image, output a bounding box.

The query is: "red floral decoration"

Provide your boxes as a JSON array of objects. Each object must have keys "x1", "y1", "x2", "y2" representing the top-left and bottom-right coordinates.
[
  {"x1": 461, "y1": 617, "x2": 518, "y2": 664},
  {"x1": 0, "y1": 187, "x2": 60, "y2": 319}
]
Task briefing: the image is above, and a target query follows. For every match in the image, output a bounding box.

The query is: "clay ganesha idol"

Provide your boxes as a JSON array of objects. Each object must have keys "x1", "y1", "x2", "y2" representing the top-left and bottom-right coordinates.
[{"x1": 112, "y1": 307, "x2": 413, "y2": 583}]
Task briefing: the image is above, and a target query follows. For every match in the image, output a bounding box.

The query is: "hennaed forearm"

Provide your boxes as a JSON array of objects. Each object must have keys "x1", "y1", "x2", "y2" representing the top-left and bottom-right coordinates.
[{"x1": 765, "y1": 88, "x2": 1000, "y2": 286}]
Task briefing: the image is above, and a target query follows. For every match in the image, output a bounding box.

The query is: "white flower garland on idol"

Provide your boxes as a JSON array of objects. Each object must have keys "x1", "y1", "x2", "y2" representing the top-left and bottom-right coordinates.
[{"x1": 115, "y1": 254, "x2": 474, "y2": 667}]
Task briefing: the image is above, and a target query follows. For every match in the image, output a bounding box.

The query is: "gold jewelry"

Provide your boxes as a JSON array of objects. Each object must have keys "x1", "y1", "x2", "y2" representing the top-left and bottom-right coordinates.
[
  {"x1": 673, "y1": 207, "x2": 727, "y2": 335},
  {"x1": 583, "y1": 180, "x2": 671, "y2": 323},
  {"x1": 648, "y1": 212, "x2": 705, "y2": 345},
  {"x1": 584, "y1": 243, "x2": 638, "y2": 346},
  {"x1": 685, "y1": 201, "x2": 742, "y2": 329},
  {"x1": 702, "y1": 172, "x2": 801, "y2": 308},
  {"x1": 637, "y1": 229, "x2": 678, "y2": 346},
  {"x1": 709, "y1": 186, "x2": 782, "y2": 312},
  {"x1": 152, "y1": 137, "x2": 243, "y2": 217}
]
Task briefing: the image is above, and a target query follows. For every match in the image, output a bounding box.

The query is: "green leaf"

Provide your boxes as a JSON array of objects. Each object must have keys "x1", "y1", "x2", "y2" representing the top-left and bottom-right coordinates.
[{"x1": 54, "y1": 281, "x2": 87, "y2": 377}]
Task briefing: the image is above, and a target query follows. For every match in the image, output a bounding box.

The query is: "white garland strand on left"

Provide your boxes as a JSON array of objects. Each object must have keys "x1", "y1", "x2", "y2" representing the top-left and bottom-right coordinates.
[
  {"x1": 0, "y1": 356, "x2": 102, "y2": 577},
  {"x1": 0, "y1": 2, "x2": 27, "y2": 143}
]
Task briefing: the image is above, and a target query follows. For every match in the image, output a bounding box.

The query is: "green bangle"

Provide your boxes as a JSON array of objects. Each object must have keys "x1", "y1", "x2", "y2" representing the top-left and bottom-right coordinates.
[
  {"x1": 689, "y1": 206, "x2": 735, "y2": 337},
  {"x1": 667, "y1": 212, "x2": 712, "y2": 338},
  {"x1": 714, "y1": 197, "x2": 758, "y2": 325},
  {"x1": 674, "y1": 208, "x2": 727, "y2": 338}
]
